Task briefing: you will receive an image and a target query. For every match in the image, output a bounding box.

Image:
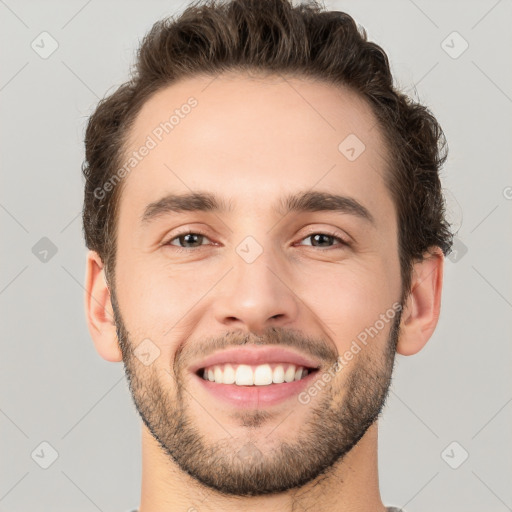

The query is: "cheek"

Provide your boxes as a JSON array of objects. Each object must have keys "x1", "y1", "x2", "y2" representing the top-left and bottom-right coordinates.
[
  {"x1": 114, "y1": 257, "x2": 212, "y2": 350},
  {"x1": 299, "y1": 257, "x2": 400, "y2": 349}
]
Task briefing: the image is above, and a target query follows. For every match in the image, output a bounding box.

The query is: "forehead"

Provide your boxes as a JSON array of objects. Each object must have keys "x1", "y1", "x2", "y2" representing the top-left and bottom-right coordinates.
[{"x1": 118, "y1": 72, "x2": 393, "y2": 225}]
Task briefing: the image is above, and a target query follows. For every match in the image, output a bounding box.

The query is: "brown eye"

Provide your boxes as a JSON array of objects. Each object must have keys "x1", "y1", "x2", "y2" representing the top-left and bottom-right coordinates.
[
  {"x1": 299, "y1": 232, "x2": 349, "y2": 249},
  {"x1": 166, "y1": 231, "x2": 211, "y2": 249}
]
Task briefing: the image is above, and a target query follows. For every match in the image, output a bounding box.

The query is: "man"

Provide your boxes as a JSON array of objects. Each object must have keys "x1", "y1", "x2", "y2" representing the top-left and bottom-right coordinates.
[{"x1": 82, "y1": 0, "x2": 453, "y2": 510}]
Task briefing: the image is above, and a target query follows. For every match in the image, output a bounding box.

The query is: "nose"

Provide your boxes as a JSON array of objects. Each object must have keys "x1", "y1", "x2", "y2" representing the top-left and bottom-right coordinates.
[{"x1": 212, "y1": 244, "x2": 300, "y2": 335}]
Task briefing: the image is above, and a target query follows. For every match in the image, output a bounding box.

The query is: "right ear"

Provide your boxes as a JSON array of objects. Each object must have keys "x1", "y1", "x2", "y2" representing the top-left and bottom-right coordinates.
[{"x1": 84, "y1": 250, "x2": 122, "y2": 362}]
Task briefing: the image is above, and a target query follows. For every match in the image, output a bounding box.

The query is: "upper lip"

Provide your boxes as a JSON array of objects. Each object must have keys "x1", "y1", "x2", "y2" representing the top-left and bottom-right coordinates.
[{"x1": 189, "y1": 346, "x2": 321, "y2": 374}]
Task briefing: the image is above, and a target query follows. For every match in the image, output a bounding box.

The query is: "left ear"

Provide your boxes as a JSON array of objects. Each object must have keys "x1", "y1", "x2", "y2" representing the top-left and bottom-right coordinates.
[{"x1": 396, "y1": 246, "x2": 445, "y2": 356}]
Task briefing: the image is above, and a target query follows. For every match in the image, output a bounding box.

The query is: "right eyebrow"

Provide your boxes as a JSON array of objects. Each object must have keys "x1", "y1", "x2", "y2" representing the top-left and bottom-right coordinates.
[{"x1": 140, "y1": 192, "x2": 233, "y2": 226}]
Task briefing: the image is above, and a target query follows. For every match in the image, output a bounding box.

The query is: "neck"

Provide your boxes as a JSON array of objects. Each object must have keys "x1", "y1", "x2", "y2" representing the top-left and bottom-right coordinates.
[{"x1": 138, "y1": 422, "x2": 386, "y2": 512}]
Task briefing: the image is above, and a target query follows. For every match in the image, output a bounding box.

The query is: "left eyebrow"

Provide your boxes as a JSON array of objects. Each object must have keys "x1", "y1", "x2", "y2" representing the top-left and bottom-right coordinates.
[
  {"x1": 140, "y1": 190, "x2": 375, "y2": 227},
  {"x1": 278, "y1": 190, "x2": 375, "y2": 226}
]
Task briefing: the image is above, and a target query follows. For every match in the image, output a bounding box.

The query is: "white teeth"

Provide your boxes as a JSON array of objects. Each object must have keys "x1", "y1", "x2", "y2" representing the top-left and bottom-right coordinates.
[
  {"x1": 272, "y1": 365, "x2": 285, "y2": 384},
  {"x1": 235, "y1": 364, "x2": 254, "y2": 385},
  {"x1": 201, "y1": 363, "x2": 313, "y2": 385},
  {"x1": 222, "y1": 363, "x2": 236, "y2": 384},
  {"x1": 214, "y1": 366, "x2": 223, "y2": 383},
  {"x1": 254, "y1": 364, "x2": 273, "y2": 385},
  {"x1": 284, "y1": 365, "x2": 296, "y2": 382}
]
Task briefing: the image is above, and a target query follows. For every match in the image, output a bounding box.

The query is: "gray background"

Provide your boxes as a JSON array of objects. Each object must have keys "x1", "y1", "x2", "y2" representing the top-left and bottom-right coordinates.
[{"x1": 1, "y1": 0, "x2": 511, "y2": 510}]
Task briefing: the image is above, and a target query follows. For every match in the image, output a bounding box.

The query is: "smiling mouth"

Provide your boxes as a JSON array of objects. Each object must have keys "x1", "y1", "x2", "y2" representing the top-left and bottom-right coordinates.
[{"x1": 196, "y1": 362, "x2": 319, "y2": 386}]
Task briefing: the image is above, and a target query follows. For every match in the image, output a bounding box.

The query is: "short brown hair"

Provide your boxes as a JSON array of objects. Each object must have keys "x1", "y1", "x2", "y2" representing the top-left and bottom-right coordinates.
[{"x1": 82, "y1": 0, "x2": 453, "y2": 302}]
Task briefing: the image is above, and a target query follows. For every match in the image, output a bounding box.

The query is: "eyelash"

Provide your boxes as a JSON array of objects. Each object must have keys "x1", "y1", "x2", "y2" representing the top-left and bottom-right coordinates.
[{"x1": 163, "y1": 229, "x2": 350, "y2": 253}]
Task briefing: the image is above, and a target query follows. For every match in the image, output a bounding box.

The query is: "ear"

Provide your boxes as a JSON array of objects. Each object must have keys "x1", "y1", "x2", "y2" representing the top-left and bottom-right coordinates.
[
  {"x1": 396, "y1": 246, "x2": 444, "y2": 356},
  {"x1": 84, "y1": 250, "x2": 122, "y2": 362}
]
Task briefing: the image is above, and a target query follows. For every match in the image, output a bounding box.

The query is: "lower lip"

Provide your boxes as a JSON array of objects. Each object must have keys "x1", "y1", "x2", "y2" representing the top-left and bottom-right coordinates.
[{"x1": 192, "y1": 370, "x2": 319, "y2": 408}]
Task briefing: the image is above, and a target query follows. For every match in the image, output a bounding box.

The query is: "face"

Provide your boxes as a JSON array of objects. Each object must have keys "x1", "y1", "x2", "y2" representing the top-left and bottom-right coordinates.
[{"x1": 110, "y1": 73, "x2": 403, "y2": 496}]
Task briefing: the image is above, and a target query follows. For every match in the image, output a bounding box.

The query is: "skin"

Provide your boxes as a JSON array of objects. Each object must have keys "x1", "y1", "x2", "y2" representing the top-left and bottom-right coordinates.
[{"x1": 84, "y1": 72, "x2": 444, "y2": 512}]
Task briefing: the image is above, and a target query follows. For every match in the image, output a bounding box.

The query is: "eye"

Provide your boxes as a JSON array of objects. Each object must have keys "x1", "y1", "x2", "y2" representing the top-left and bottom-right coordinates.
[
  {"x1": 297, "y1": 231, "x2": 349, "y2": 249},
  {"x1": 165, "y1": 231, "x2": 212, "y2": 251}
]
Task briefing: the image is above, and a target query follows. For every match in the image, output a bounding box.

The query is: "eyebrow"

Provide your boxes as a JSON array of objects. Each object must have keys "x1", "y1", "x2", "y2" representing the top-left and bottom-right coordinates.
[{"x1": 140, "y1": 190, "x2": 375, "y2": 226}]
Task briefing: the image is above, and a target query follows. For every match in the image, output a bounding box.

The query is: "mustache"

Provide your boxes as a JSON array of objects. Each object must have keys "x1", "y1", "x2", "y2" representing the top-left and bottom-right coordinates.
[{"x1": 174, "y1": 327, "x2": 338, "y2": 374}]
